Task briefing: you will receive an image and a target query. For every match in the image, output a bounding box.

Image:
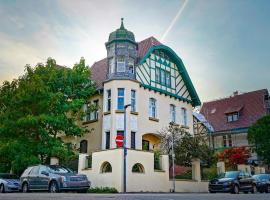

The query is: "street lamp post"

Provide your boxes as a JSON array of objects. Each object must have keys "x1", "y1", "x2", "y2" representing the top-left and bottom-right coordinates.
[
  {"x1": 123, "y1": 104, "x2": 131, "y2": 193},
  {"x1": 169, "y1": 122, "x2": 177, "y2": 193}
]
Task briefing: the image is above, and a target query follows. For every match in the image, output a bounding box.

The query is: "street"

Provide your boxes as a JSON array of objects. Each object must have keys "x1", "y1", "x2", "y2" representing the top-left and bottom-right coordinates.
[{"x1": 0, "y1": 193, "x2": 269, "y2": 200}]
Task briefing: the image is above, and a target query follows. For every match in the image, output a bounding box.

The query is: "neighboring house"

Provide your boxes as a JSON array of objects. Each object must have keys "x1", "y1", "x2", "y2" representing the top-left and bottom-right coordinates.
[
  {"x1": 200, "y1": 89, "x2": 270, "y2": 150},
  {"x1": 60, "y1": 19, "x2": 201, "y2": 192}
]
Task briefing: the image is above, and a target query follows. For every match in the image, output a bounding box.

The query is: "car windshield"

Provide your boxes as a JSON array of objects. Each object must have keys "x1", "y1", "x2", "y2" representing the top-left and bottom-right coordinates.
[
  {"x1": 48, "y1": 166, "x2": 73, "y2": 174},
  {"x1": 0, "y1": 174, "x2": 19, "y2": 179},
  {"x1": 219, "y1": 171, "x2": 239, "y2": 179}
]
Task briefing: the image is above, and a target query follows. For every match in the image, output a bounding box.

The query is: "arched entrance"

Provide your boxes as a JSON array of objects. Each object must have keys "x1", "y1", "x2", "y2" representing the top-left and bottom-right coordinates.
[{"x1": 142, "y1": 133, "x2": 161, "y2": 151}]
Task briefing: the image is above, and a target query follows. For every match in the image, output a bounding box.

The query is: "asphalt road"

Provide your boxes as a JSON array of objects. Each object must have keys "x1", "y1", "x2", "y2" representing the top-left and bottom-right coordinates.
[{"x1": 0, "y1": 193, "x2": 270, "y2": 200}]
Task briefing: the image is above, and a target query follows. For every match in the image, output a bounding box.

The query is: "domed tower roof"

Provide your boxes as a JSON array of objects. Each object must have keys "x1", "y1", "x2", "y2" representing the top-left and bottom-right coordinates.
[{"x1": 107, "y1": 18, "x2": 135, "y2": 44}]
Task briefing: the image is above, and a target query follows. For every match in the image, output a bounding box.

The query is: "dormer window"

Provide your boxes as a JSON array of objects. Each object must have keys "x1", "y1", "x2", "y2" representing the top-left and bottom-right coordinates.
[{"x1": 227, "y1": 112, "x2": 239, "y2": 122}]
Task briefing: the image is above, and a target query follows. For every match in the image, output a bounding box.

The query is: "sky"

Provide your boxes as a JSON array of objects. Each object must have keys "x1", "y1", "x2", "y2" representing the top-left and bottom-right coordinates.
[{"x1": 0, "y1": 0, "x2": 269, "y2": 103}]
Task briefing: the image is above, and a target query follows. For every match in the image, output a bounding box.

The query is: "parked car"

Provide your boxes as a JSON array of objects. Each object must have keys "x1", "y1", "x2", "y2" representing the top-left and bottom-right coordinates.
[
  {"x1": 209, "y1": 171, "x2": 256, "y2": 194},
  {"x1": 20, "y1": 165, "x2": 90, "y2": 193},
  {"x1": 252, "y1": 174, "x2": 270, "y2": 193},
  {"x1": 0, "y1": 173, "x2": 20, "y2": 193}
]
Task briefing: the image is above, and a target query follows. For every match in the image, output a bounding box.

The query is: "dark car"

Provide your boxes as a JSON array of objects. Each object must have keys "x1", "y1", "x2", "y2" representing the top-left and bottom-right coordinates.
[
  {"x1": 0, "y1": 173, "x2": 20, "y2": 193},
  {"x1": 252, "y1": 174, "x2": 270, "y2": 193},
  {"x1": 209, "y1": 171, "x2": 256, "y2": 194},
  {"x1": 20, "y1": 165, "x2": 90, "y2": 193}
]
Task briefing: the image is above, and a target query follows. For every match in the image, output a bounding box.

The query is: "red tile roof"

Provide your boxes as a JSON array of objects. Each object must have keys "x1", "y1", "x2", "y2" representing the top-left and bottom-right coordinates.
[
  {"x1": 200, "y1": 89, "x2": 269, "y2": 132},
  {"x1": 90, "y1": 36, "x2": 162, "y2": 89}
]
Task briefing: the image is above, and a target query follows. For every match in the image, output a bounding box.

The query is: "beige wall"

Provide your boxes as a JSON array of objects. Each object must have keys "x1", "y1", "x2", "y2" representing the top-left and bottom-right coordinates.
[
  {"x1": 78, "y1": 149, "x2": 208, "y2": 193},
  {"x1": 102, "y1": 79, "x2": 194, "y2": 150}
]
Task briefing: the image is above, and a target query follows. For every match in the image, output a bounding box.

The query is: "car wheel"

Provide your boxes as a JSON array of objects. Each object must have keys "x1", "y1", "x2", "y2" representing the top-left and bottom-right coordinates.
[
  {"x1": 49, "y1": 181, "x2": 59, "y2": 193},
  {"x1": 0, "y1": 184, "x2": 5, "y2": 193},
  {"x1": 233, "y1": 185, "x2": 239, "y2": 194},
  {"x1": 22, "y1": 183, "x2": 29, "y2": 193},
  {"x1": 265, "y1": 186, "x2": 269, "y2": 193},
  {"x1": 251, "y1": 184, "x2": 257, "y2": 194}
]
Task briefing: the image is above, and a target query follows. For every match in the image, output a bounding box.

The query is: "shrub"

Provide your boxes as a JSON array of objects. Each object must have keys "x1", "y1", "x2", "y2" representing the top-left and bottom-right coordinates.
[
  {"x1": 175, "y1": 170, "x2": 192, "y2": 179},
  {"x1": 88, "y1": 187, "x2": 118, "y2": 193},
  {"x1": 202, "y1": 166, "x2": 217, "y2": 180}
]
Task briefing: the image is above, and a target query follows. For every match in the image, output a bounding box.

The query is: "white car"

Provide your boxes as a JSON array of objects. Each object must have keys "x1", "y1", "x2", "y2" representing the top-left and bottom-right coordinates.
[{"x1": 0, "y1": 173, "x2": 20, "y2": 193}]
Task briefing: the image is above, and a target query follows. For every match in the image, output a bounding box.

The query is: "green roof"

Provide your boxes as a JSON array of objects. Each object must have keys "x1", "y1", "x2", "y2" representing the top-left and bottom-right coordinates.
[{"x1": 108, "y1": 18, "x2": 135, "y2": 43}]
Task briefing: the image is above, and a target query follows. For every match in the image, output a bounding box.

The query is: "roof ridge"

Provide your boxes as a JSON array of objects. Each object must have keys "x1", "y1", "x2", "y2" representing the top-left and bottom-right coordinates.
[{"x1": 203, "y1": 89, "x2": 268, "y2": 104}]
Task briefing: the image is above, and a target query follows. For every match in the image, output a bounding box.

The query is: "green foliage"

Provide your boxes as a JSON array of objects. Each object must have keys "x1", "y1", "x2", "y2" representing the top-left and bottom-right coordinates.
[
  {"x1": 154, "y1": 150, "x2": 161, "y2": 170},
  {"x1": 175, "y1": 170, "x2": 192, "y2": 179},
  {"x1": 88, "y1": 187, "x2": 118, "y2": 193},
  {"x1": 0, "y1": 57, "x2": 96, "y2": 174},
  {"x1": 159, "y1": 124, "x2": 216, "y2": 167},
  {"x1": 201, "y1": 165, "x2": 218, "y2": 180},
  {"x1": 248, "y1": 115, "x2": 270, "y2": 165}
]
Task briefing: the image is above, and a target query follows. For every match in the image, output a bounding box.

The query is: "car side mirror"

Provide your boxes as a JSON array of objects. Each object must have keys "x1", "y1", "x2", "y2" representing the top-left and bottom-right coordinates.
[{"x1": 41, "y1": 171, "x2": 49, "y2": 176}]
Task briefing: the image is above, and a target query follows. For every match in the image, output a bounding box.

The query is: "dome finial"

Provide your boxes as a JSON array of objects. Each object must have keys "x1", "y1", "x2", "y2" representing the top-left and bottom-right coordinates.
[{"x1": 120, "y1": 17, "x2": 124, "y2": 29}]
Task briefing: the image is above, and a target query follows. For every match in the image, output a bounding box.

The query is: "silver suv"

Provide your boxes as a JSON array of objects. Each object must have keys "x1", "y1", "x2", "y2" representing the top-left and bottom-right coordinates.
[{"x1": 20, "y1": 165, "x2": 90, "y2": 193}]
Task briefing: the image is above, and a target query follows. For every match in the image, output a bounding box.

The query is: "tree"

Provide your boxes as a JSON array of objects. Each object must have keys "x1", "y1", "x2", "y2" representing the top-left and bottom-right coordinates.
[
  {"x1": 0, "y1": 57, "x2": 96, "y2": 174},
  {"x1": 159, "y1": 123, "x2": 215, "y2": 167},
  {"x1": 217, "y1": 147, "x2": 250, "y2": 170},
  {"x1": 248, "y1": 115, "x2": 270, "y2": 165}
]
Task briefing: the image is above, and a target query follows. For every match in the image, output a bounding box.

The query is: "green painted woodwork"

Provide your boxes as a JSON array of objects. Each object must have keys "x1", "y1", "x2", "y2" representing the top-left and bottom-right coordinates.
[
  {"x1": 108, "y1": 18, "x2": 135, "y2": 44},
  {"x1": 138, "y1": 45, "x2": 201, "y2": 107}
]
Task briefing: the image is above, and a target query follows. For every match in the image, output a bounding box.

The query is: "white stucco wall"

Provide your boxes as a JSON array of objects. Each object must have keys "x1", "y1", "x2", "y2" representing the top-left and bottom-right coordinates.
[{"x1": 102, "y1": 79, "x2": 194, "y2": 151}]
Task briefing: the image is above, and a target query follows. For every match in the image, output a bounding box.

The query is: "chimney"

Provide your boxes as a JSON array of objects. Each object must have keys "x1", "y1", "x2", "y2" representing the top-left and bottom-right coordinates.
[{"x1": 233, "y1": 91, "x2": 238, "y2": 96}]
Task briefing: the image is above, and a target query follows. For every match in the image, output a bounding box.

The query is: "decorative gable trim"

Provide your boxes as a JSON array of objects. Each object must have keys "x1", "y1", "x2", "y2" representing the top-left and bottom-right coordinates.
[{"x1": 138, "y1": 45, "x2": 201, "y2": 107}]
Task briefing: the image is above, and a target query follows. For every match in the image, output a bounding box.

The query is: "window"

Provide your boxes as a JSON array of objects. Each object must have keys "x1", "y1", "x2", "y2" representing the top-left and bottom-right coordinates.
[
  {"x1": 170, "y1": 104, "x2": 176, "y2": 123},
  {"x1": 100, "y1": 162, "x2": 112, "y2": 173},
  {"x1": 38, "y1": 166, "x2": 48, "y2": 174},
  {"x1": 227, "y1": 112, "x2": 239, "y2": 122},
  {"x1": 181, "y1": 108, "x2": 188, "y2": 126},
  {"x1": 106, "y1": 90, "x2": 111, "y2": 112},
  {"x1": 132, "y1": 163, "x2": 144, "y2": 173},
  {"x1": 117, "y1": 88, "x2": 125, "y2": 110},
  {"x1": 149, "y1": 98, "x2": 157, "y2": 118},
  {"x1": 105, "y1": 131, "x2": 110, "y2": 149},
  {"x1": 131, "y1": 132, "x2": 136, "y2": 149},
  {"x1": 142, "y1": 140, "x2": 150, "y2": 151},
  {"x1": 117, "y1": 56, "x2": 125, "y2": 72},
  {"x1": 156, "y1": 68, "x2": 160, "y2": 83},
  {"x1": 30, "y1": 166, "x2": 39, "y2": 175},
  {"x1": 166, "y1": 71, "x2": 171, "y2": 87},
  {"x1": 128, "y1": 57, "x2": 134, "y2": 73},
  {"x1": 223, "y1": 135, "x2": 227, "y2": 147},
  {"x1": 85, "y1": 100, "x2": 99, "y2": 121},
  {"x1": 160, "y1": 69, "x2": 166, "y2": 85},
  {"x1": 131, "y1": 90, "x2": 136, "y2": 112},
  {"x1": 80, "y1": 140, "x2": 88, "y2": 153},
  {"x1": 108, "y1": 58, "x2": 114, "y2": 74},
  {"x1": 228, "y1": 135, "x2": 232, "y2": 147}
]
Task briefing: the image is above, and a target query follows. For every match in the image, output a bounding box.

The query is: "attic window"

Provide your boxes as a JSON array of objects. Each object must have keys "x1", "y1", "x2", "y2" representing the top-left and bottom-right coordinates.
[{"x1": 227, "y1": 112, "x2": 239, "y2": 122}]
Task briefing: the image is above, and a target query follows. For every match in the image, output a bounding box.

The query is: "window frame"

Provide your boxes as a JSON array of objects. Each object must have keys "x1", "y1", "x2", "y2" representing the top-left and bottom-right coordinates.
[
  {"x1": 149, "y1": 98, "x2": 157, "y2": 118},
  {"x1": 181, "y1": 107, "x2": 188, "y2": 126},
  {"x1": 131, "y1": 131, "x2": 136, "y2": 149},
  {"x1": 106, "y1": 89, "x2": 111, "y2": 112},
  {"x1": 117, "y1": 88, "x2": 125, "y2": 110},
  {"x1": 170, "y1": 104, "x2": 176, "y2": 123},
  {"x1": 131, "y1": 90, "x2": 136, "y2": 112},
  {"x1": 117, "y1": 56, "x2": 125, "y2": 72}
]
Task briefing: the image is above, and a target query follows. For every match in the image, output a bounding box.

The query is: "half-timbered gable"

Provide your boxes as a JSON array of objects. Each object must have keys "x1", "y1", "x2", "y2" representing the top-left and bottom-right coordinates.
[{"x1": 136, "y1": 44, "x2": 200, "y2": 107}]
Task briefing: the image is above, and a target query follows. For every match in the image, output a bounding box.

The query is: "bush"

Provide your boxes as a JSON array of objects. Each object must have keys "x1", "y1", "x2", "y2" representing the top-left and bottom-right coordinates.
[
  {"x1": 88, "y1": 187, "x2": 118, "y2": 193},
  {"x1": 175, "y1": 170, "x2": 192, "y2": 179},
  {"x1": 202, "y1": 166, "x2": 217, "y2": 180}
]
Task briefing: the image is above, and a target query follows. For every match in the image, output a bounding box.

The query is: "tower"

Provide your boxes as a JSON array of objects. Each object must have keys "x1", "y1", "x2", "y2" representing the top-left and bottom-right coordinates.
[{"x1": 105, "y1": 18, "x2": 138, "y2": 80}]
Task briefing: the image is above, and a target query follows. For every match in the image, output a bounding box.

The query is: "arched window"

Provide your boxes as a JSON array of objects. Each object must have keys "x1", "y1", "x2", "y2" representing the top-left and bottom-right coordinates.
[
  {"x1": 132, "y1": 163, "x2": 145, "y2": 173},
  {"x1": 100, "y1": 162, "x2": 112, "y2": 173},
  {"x1": 80, "y1": 140, "x2": 88, "y2": 153}
]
